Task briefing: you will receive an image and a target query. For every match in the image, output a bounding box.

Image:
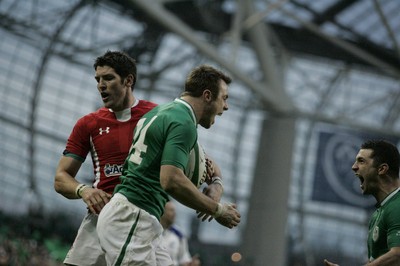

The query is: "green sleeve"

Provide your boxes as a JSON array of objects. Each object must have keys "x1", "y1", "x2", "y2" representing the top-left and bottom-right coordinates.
[{"x1": 161, "y1": 120, "x2": 196, "y2": 170}]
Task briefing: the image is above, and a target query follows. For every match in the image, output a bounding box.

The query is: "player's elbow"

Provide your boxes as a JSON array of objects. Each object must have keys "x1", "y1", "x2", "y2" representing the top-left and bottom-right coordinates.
[
  {"x1": 53, "y1": 172, "x2": 72, "y2": 199},
  {"x1": 160, "y1": 165, "x2": 183, "y2": 193},
  {"x1": 160, "y1": 175, "x2": 179, "y2": 193},
  {"x1": 53, "y1": 174, "x2": 63, "y2": 194}
]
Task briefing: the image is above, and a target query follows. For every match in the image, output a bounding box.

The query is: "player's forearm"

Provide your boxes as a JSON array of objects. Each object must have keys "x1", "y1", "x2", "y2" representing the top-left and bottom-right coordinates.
[
  {"x1": 203, "y1": 182, "x2": 223, "y2": 202},
  {"x1": 364, "y1": 251, "x2": 400, "y2": 266},
  {"x1": 54, "y1": 172, "x2": 82, "y2": 199},
  {"x1": 204, "y1": 157, "x2": 224, "y2": 201},
  {"x1": 54, "y1": 156, "x2": 84, "y2": 199},
  {"x1": 166, "y1": 178, "x2": 219, "y2": 216},
  {"x1": 161, "y1": 166, "x2": 219, "y2": 215}
]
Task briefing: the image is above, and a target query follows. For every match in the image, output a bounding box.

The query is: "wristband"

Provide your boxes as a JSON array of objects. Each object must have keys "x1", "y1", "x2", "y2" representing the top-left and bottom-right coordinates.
[
  {"x1": 213, "y1": 203, "x2": 224, "y2": 218},
  {"x1": 75, "y1": 184, "x2": 88, "y2": 198},
  {"x1": 212, "y1": 176, "x2": 223, "y2": 187}
]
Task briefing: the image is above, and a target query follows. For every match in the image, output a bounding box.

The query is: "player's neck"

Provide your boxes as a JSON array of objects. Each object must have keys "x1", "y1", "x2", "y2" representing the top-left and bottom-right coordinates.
[
  {"x1": 180, "y1": 96, "x2": 202, "y2": 124},
  {"x1": 112, "y1": 94, "x2": 136, "y2": 112}
]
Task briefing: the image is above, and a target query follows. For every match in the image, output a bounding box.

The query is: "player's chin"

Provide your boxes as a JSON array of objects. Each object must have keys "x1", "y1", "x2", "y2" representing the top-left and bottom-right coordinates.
[
  {"x1": 208, "y1": 117, "x2": 216, "y2": 127},
  {"x1": 103, "y1": 97, "x2": 116, "y2": 107},
  {"x1": 199, "y1": 121, "x2": 212, "y2": 129},
  {"x1": 102, "y1": 101, "x2": 112, "y2": 109}
]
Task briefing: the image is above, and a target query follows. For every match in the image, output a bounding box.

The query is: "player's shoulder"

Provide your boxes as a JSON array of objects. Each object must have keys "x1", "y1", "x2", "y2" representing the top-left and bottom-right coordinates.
[
  {"x1": 142, "y1": 100, "x2": 193, "y2": 126},
  {"x1": 74, "y1": 107, "x2": 110, "y2": 126},
  {"x1": 382, "y1": 191, "x2": 400, "y2": 219},
  {"x1": 387, "y1": 190, "x2": 400, "y2": 208},
  {"x1": 163, "y1": 100, "x2": 194, "y2": 121},
  {"x1": 83, "y1": 107, "x2": 110, "y2": 117},
  {"x1": 131, "y1": 100, "x2": 157, "y2": 118},
  {"x1": 137, "y1": 99, "x2": 158, "y2": 109},
  {"x1": 133, "y1": 100, "x2": 157, "y2": 114},
  {"x1": 169, "y1": 226, "x2": 185, "y2": 240}
]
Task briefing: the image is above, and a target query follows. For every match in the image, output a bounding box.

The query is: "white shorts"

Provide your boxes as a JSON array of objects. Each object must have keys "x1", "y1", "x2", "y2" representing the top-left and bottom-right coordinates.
[
  {"x1": 97, "y1": 193, "x2": 173, "y2": 266},
  {"x1": 64, "y1": 213, "x2": 106, "y2": 266}
]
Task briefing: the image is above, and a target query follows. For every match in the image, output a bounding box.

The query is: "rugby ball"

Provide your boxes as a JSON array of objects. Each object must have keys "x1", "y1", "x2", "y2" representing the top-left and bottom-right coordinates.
[{"x1": 185, "y1": 141, "x2": 207, "y2": 188}]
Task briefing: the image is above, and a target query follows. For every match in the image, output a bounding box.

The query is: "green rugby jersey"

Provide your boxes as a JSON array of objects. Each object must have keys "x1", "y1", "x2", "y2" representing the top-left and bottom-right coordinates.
[
  {"x1": 368, "y1": 187, "x2": 400, "y2": 261},
  {"x1": 115, "y1": 98, "x2": 197, "y2": 220}
]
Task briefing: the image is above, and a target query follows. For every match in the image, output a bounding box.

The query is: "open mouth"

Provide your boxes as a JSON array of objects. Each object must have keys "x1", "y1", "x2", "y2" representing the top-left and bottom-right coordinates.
[
  {"x1": 101, "y1": 92, "x2": 109, "y2": 101},
  {"x1": 357, "y1": 174, "x2": 364, "y2": 188}
]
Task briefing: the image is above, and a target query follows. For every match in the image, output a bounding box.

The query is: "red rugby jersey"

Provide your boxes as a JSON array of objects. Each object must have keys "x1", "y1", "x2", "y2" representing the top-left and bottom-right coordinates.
[{"x1": 64, "y1": 99, "x2": 157, "y2": 194}]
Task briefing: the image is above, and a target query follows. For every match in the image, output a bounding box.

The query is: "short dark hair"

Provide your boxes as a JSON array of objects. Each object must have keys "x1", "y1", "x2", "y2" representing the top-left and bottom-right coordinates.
[
  {"x1": 94, "y1": 50, "x2": 137, "y2": 90},
  {"x1": 183, "y1": 65, "x2": 232, "y2": 100},
  {"x1": 361, "y1": 139, "x2": 400, "y2": 178}
]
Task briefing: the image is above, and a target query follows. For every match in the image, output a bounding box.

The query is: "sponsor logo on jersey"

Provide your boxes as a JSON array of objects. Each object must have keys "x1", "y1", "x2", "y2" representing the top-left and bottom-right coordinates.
[
  {"x1": 99, "y1": 127, "x2": 110, "y2": 135},
  {"x1": 372, "y1": 226, "x2": 379, "y2": 242},
  {"x1": 104, "y1": 163, "x2": 123, "y2": 176}
]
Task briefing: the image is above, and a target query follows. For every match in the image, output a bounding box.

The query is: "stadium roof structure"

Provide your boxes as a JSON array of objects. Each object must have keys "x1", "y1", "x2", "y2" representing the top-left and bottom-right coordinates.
[
  {"x1": 119, "y1": 0, "x2": 400, "y2": 131},
  {"x1": 2, "y1": 0, "x2": 399, "y2": 129}
]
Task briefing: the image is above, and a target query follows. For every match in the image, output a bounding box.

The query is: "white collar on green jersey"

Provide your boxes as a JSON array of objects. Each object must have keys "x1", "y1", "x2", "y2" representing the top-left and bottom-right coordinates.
[
  {"x1": 380, "y1": 187, "x2": 400, "y2": 206},
  {"x1": 175, "y1": 98, "x2": 196, "y2": 125}
]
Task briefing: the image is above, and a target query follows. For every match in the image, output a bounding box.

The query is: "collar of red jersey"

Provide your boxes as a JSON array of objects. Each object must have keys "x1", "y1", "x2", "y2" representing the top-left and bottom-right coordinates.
[{"x1": 108, "y1": 99, "x2": 140, "y2": 122}]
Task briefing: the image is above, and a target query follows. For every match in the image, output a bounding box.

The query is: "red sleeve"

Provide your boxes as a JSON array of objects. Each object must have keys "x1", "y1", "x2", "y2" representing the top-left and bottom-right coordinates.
[{"x1": 64, "y1": 114, "x2": 94, "y2": 162}]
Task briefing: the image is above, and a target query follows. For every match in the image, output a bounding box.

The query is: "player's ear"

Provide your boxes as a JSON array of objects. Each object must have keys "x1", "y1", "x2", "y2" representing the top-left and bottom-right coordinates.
[
  {"x1": 203, "y1": 89, "x2": 212, "y2": 103},
  {"x1": 378, "y1": 163, "x2": 389, "y2": 175},
  {"x1": 125, "y1": 74, "x2": 134, "y2": 87}
]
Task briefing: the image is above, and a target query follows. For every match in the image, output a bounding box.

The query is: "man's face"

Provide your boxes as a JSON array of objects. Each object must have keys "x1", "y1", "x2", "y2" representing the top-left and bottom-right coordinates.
[
  {"x1": 352, "y1": 149, "x2": 379, "y2": 195},
  {"x1": 95, "y1": 65, "x2": 131, "y2": 111},
  {"x1": 199, "y1": 80, "x2": 229, "y2": 129}
]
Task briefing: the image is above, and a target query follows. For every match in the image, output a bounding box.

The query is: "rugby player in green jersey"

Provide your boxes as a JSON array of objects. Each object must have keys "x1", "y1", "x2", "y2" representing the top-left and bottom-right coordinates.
[
  {"x1": 325, "y1": 140, "x2": 400, "y2": 266},
  {"x1": 97, "y1": 65, "x2": 241, "y2": 266}
]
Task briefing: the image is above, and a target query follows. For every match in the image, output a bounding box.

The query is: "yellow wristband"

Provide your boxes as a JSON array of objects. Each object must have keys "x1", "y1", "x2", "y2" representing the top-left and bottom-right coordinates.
[
  {"x1": 75, "y1": 184, "x2": 88, "y2": 198},
  {"x1": 213, "y1": 203, "x2": 223, "y2": 218}
]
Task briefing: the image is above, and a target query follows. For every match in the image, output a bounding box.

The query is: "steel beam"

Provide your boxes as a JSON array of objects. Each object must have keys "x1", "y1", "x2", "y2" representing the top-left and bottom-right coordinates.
[{"x1": 130, "y1": 0, "x2": 294, "y2": 114}]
